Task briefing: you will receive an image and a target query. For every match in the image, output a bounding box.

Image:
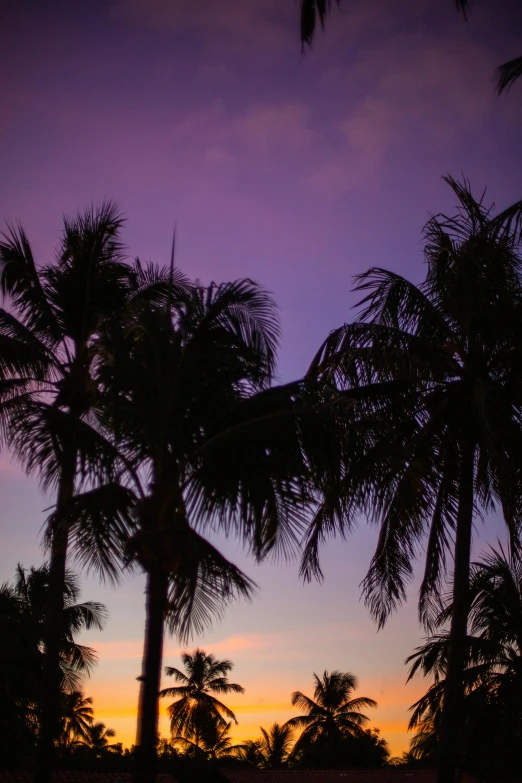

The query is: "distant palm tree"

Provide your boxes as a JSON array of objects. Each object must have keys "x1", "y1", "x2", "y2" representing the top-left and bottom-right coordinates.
[
  {"x1": 286, "y1": 670, "x2": 377, "y2": 754},
  {"x1": 85, "y1": 721, "x2": 116, "y2": 756},
  {"x1": 160, "y1": 649, "x2": 244, "y2": 748},
  {"x1": 299, "y1": 0, "x2": 521, "y2": 94},
  {"x1": 174, "y1": 720, "x2": 246, "y2": 760},
  {"x1": 308, "y1": 177, "x2": 522, "y2": 783},
  {"x1": 256, "y1": 722, "x2": 294, "y2": 769},
  {"x1": 60, "y1": 691, "x2": 93, "y2": 748}
]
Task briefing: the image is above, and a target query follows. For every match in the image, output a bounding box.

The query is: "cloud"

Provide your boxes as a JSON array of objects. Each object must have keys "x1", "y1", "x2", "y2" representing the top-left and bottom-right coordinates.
[
  {"x1": 0, "y1": 458, "x2": 24, "y2": 480},
  {"x1": 109, "y1": 0, "x2": 293, "y2": 55},
  {"x1": 91, "y1": 633, "x2": 265, "y2": 662},
  {"x1": 304, "y1": 31, "x2": 498, "y2": 198}
]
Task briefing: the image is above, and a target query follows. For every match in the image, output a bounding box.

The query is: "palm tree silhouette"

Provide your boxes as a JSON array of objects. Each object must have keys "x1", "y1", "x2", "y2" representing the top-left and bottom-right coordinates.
[
  {"x1": 286, "y1": 670, "x2": 376, "y2": 755},
  {"x1": 60, "y1": 691, "x2": 93, "y2": 748},
  {"x1": 0, "y1": 204, "x2": 138, "y2": 781},
  {"x1": 99, "y1": 276, "x2": 347, "y2": 783},
  {"x1": 309, "y1": 177, "x2": 522, "y2": 783},
  {"x1": 407, "y1": 545, "x2": 522, "y2": 777},
  {"x1": 0, "y1": 207, "x2": 183, "y2": 780},
  {"x1": 160, "y1": 649, "x2": 244, "y2": 748},
  {"x1": 85, "y1": 721, "x2": 116, "y2": 756},
  {"x1": 0, "y1": 564, "x2": 106, "y2": 765},
  {"x1": 255, "y1": 722, "x2": 294, "y2": 769},
  {"x1": 173, "y1": 720, "x2": 246, "y2": 760}
]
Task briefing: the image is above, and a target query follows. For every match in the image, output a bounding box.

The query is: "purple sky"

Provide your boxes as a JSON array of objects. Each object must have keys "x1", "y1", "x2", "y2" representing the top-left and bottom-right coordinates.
[{"x1": 2, "y1": 0, "x2": 522, "y2": 757}]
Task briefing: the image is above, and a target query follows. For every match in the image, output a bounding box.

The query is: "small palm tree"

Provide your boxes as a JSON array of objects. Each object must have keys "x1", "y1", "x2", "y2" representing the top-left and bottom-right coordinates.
[
  {"x1": 85, "y1": 721, "x2": 116, "y2": 756},
  {"x1": 160, "y1": 649, "x2": 244, "y2": 747},
  {"x1": 60, "y1": 691, "x2": 93, "y2": 748},
  {"x1": 286, "y1": 670, "x2": 377, "y2": 754},
  {"x1": 256, "y1": 722, "x2": 294, "y2": 769},
  {"x1": 174, "y1": 720, "x2": 246, "y2": 760}
]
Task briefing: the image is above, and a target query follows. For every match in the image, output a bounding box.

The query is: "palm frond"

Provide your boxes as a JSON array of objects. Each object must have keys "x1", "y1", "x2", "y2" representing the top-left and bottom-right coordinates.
[
  {"x1": 496, "y1": 55, "x2": 522, "y2": 95},
  {"x1": 165, "y1": 529, "x2": 256, "y2": 641},
  {"x1": 0, "y1": 224, "x2": 61, "y2": 342}
]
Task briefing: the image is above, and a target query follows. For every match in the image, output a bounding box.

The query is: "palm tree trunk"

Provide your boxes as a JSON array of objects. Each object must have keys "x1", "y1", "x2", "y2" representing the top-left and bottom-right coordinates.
[
  {"x1": 35, "y1": 463, "x2": 75, "y2": 783},
  {"x1": 437, "y1": 439, "x2": 475, "y2": 783},
  {"x1": 134, "y1": 569, "x2": 168, "y2": 783}
]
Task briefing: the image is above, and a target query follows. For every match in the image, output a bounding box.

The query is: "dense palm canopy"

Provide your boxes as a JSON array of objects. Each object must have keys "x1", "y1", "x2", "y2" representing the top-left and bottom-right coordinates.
[
  {"x1": 299, "y1": 0, "x2": 521, "y2": 94},
  {"x1": 286, "y1": 670, "x2": 377, "y2": 752},
  {"x1": 407, "y1": 545, "x2": 522, "y2": 779},
  {"x1": 307, "y1": 177, "x2": 522, "y2": 782},
  {"x1": 160, "y1": 649, "x2": 244, "y2": 743}
]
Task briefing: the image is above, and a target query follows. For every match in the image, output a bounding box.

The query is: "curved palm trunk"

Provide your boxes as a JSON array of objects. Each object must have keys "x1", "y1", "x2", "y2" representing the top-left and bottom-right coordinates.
[
  {"x1": 437, "y1": 439, "x2": 475, "y2": 783},
  {"x1": 35, "y1": 462, "x2": 75, "y2": 783},
  {"x1": 134, "y1": 569, "x2": 168, "y2": 783}
]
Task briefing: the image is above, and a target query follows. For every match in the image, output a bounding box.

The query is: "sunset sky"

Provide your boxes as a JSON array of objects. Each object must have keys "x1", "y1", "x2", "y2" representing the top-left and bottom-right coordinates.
[{"x1": 2, "y1": 0, "x2": 522, "y2": 759}]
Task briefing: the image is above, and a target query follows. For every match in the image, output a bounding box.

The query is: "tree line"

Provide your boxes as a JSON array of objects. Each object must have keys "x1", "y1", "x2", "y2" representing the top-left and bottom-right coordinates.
[
  {"x1": 1, "y1": 176, "x2": 522, "y2": 783},
  {"x1": 2, "y1": 543, "x2": 521, "y2": 780}
]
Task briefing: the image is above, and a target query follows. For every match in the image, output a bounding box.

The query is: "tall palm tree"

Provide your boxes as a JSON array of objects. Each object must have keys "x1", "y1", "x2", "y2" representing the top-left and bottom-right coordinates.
[
  {"x1": 0, "y1": 204, "x2": 137, "y2": 781},
  {"x1": 160, "y1": 649, "x2": 244, "y2": 746},
  {"x1": 407, "y1": 545, "x2": 522, "y2": 777},
  {"x1": 299, "y1": 0, "x2": 521, "y2": 94},
  {"x1": 0, "y1": 208, "x2": 181, "y2": 781},
  {"x1": 308, "y1": 177, "x2": 522, "y2": 783},
  {"x1": 60, "y1": 691, "x2": 93, "y2": 748},
  {"x1": 286, "y1": 670, "x2": 377, "y2": 755},
  {"x1": 98, "y1": 276, "x2": 347, "y2": 783}
]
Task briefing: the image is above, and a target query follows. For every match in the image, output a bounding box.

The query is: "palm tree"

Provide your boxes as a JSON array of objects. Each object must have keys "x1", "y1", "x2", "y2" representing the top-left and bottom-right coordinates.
[
  {"x1": 0, "y1": 565, "x2": 106, "y2": 765},
  {"x1": 308, "y1": 177, "x2": 522, "y2": 782},
  {"x1": 173, "y1": 720, "x2": 246, "y2": 760},
  {"x1": 160, "y1": 649, "x2": 244, "y2": 747},
  {"x1": 299, "y1": 0, "x2": 521, "y2": 94},
  {"x1": 0, "y1": 204, "x2": 138, "y2": 781},
  {"x1": 60, "y1": 691, "x2": 93, "y2": 748},
  {"x1": 98, "y1": 277, "x2": 347, "y2": 783},
  {"x1": 286, "y1": 670, "x2": 377, "y2": 758},
  {"x1": 0, "y1": 208, "x2": 182, "y2": 781},
  {"x1": 0, "y1": 564, "x2": 106, "y2": 690},
  {"x1": 85, "y1": 721, "x2": 116, "y2": 756},
  {"x1": 407, "y1": 545, "x2": 522, "y2": 778},
  {"x1": 256, "y1": 722, "x2": 294, "y2": 769}
]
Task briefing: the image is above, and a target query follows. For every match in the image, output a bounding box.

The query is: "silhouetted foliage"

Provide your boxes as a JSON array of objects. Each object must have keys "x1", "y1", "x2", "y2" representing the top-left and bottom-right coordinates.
[
  {"x1": 309, "y1": 176, "x2": 522, "y2": 782},
  {"x1": 299, "y1": 0, "x2": 521, "y2": 95},
  {"x1": 407, "y1": 545, "x2": 522, "y2": 781},
  {"x1": 160, "y1": 649, "x2": 244, "y2": 747},
  {"x1": 0, "y1": 564, "x2": 106, "y2": 767},
  {"x1": 285, "y1": 670, "x2": 385, "y2": 768}
]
